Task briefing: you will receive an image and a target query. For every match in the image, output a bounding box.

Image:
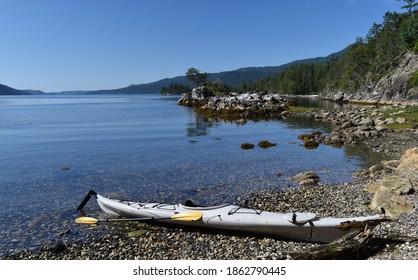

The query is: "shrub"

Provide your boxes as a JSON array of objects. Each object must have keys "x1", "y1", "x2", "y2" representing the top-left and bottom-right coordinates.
[
  {"x1": 408, "y1": 70, "x2": 418, "y2": 88},
  {"x1": 413, "y1": 41, "x2": 418, "y2": 54},
  {"x1": 206, "y1": 81, "x2": 232, "y2": 96}
]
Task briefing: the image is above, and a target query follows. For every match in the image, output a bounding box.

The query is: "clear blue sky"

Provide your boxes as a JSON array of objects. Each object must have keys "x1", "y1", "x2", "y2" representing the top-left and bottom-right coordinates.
[{"x1": 0, "y1": 0, "x2": 404, "y2": 92}]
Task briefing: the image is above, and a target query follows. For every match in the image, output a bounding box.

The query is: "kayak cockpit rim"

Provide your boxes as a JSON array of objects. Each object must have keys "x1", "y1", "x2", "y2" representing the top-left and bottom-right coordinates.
[{"x1": 179, "y1": 203, "x2": 235, "y2": 211}]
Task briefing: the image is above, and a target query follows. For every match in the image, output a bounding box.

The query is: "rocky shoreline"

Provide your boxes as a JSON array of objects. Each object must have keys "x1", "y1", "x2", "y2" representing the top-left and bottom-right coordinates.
[
  {"x1": 3, "y1": 96, "x2": 418, "y2": 260},
  {"x1": 287, "y1": 105, "x2": 417, "y2": 148},
  {"x1": 178, "y1": 87, "x2": 291, "y2": 121}
]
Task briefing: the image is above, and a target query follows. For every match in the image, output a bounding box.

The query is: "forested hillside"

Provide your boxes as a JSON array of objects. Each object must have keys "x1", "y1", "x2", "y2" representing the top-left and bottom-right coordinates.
[{"x1": 243, "y1": 8, "x2": 418, "y2": 96}]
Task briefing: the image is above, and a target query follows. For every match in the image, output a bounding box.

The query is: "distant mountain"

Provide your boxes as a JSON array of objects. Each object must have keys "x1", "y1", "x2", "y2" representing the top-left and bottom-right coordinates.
[
  {"x1": 0, "y1": 84, "x2": 31, "y2": 95},
  {"x1": 24, "y1": 89, "x2": 46, "y2": 95},
  {"x1": 1, "y1": 49, "x2": 345, "y2": 95},
  {"x1": 91, "y1": 49, "x2": 346, "y2": 94},
  {"x1": 47, "y1": 90, "x2": 90, "y2": 95}
]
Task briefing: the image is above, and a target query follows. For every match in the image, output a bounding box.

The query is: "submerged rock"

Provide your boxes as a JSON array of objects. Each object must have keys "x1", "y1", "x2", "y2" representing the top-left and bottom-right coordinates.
[
  {"x1": 241, "y1": 143, "x2": 255, "y2": 150},
  {"x1": 304, "y1": 140, "x2": 319, "y2": 149},
  {"x1": 298, "y1": 132, "x2": 323, "y2": 149},
  {"x1": 258, "y1": 140, "x2": 277, "y2": 149}
]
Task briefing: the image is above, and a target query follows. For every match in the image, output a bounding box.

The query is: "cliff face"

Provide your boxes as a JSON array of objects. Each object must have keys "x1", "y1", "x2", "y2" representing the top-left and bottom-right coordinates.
[{"x1": 321, "y1": 52, "x2": 418, "y2": 105}]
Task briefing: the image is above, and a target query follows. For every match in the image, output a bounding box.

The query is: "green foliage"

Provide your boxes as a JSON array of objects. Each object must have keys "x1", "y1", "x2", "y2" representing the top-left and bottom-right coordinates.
[
  {"x1": 160, "y1": 83, "x2": 191, "y2": 94},
  {"x1": 186, "y1": 67, "x2": 209, "y2": 87},
  {"x1": 413, "y1": 41, "x2": 418, "y2": 53},
  {"x1": 288, "y1": 106, "x2": 322, "y2": 112},
  {"x1": 205, "y1": 81, "x2": 232, "y2": 96},
  {"x1": 396, "y1": 0, "x2": 418, "y2": 15},
  {"x1": 379, "y1": 105, "x2": 418, "y2": 130},
  {"x1": 408, "y1": 70, "x2": 418, "y2": 87}
]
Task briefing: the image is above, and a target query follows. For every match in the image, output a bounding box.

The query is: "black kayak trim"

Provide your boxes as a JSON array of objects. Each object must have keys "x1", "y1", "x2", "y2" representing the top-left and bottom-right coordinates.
[{"x1": 77, "y1": 190, "x2": 97, "y2": 211}]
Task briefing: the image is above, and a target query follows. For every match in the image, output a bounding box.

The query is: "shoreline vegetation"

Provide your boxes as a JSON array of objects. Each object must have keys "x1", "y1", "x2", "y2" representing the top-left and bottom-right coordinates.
[{"x1": 4, "y1": 91, "x2": 417, "y2": 260}]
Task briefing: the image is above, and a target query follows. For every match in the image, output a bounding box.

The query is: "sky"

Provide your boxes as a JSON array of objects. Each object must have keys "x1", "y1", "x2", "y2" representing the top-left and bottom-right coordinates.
[{"x1": 0, "y1": 0, "x2": 405, "y2": 92}]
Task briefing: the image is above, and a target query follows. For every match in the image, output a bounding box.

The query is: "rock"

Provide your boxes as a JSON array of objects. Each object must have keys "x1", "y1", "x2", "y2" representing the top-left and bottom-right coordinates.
[
  {"x1": 397, "y1": 148, "x2": 418, "y2": 173},
  {"x1": 373, "y1": 52, "x2": 418, "y2": 103},
  {"x1": 304, "y1": 140, "x2": 319, "y2": 149},
  {"x1": 191, "y1": 86, "x2": 214, "y2": 100},
  {"x1": 369, "y1": 164, "x2": 384, "y2": 174},
  {"x1": 178, "y1": 86, "x2": 215, "y2": 106},
  {"x1": 359, "y1": 117, "x2": 374, "y2": 127},
  {"x1": 298, "y1": 179, "x2": 319, "y2": 186},
  {"x1": 341, "y1": 120, "x2": 353, "y2": 129},
  {"x1": 396, "y1": 117, "x2": 407, "y2": 124},
  {"x1": 258, "y1": 140, "x2": 277, "y2": 149},
  {"x1": 289, "y1": 172, "x2": 320, "y2": 185},
  {"x1": 366, "y1": 176, "x2": 415, "y2": 216},
  {"x1": 385, "y1": 118, "x2": 396, "y2": 124},
  {"x1": 28, "y1": 215, "x2": 48, "y2": 228},
  {"x1": 241, "y1": 143, "x2": 255, "y2": 150},
  {"x1": 298, "y1": 132, "x2": 323, "y2": 148},
  {"x1": 369, "y1": 191, "x2": 414, "y2": 216},
  {"x1": 366, "y1": 177, "x2": 415, "y2": 195},
  {"x1": 128, "y1": 230, "x2": 147, "y2": 238},
  {"x1": 326, "y1": 135, "x2": 343, "y2": 146},
  {"x1": 375, "y1": 124, "x2": 391, "y2": 132},
  {"x1": 382, "y1": 160, "x2": 401, "y2": 170},
  {"x1": 298, "y1": 133, "x2": 314, "y2": 141}
]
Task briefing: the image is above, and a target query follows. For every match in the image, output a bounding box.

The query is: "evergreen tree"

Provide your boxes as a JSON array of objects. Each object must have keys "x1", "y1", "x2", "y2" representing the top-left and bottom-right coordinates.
[
  {"x1": 185, "y1": 68, "x2": 209, "y2": 87},
  {"x1": 397, "y1": 0, "x2": 418, "y2": 16},
  {"x1": 160, "y1": 83, "x2": 191, "y2": 94}
]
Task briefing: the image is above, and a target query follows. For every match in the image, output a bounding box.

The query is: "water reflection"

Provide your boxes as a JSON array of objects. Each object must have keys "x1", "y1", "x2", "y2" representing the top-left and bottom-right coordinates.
[
  {"x1": 186, "y1": 112, "x2": 221, "y2": 137},
  {"x1": 344, "y1": 142, "x2": 387, "y2": 168},
  {"x1": 284, "y1": 95, "x2": 374, "y2": 109},
  {"x1": 280, "y1": 115, "x2": 331, "y2": 131}
]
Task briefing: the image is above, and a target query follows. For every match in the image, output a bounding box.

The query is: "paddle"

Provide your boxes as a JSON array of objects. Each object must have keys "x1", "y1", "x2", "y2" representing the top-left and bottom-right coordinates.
[{"x1": 75, "y1": 211, "x2": 203, "y2": 224}]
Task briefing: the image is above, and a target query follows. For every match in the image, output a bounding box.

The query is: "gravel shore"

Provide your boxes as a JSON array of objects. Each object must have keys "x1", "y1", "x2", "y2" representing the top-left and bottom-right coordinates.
[
  {"x1": 5, "y1": 173, "x2": 416, "y2": 260},
  {"x1": 3, "y1": 107, "x2": 417, "y2": 260}
]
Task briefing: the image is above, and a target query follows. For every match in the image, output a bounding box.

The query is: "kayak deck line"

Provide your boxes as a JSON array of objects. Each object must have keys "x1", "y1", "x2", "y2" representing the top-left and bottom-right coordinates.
[{"x1": 76, "y1": 189, "x2": 390, "y2": 243}]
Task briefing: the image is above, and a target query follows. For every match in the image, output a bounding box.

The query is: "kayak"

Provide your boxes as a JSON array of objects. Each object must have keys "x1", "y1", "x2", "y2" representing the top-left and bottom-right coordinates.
[{"x1": 78, "y1": 190, "x2": 388, "y2": 243}]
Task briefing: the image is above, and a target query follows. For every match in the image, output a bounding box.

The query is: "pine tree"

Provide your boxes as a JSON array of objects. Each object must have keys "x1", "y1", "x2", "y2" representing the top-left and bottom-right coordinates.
[
  {"x1": 185, "y1": 68, "x2": 209, "y2": 87},
  {"x1": 397, "y1": 0, "x2": 418, "y2": 16}
]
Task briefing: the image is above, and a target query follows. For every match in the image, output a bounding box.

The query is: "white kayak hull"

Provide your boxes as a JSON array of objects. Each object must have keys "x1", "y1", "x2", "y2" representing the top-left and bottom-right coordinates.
[{"x1": 94, "y1": 193, "x2": 386, "y2": 243}]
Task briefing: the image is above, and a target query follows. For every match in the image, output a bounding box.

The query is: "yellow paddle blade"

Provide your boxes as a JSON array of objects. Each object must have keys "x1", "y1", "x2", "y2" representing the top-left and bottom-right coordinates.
[
  {"x1": 75, "y1": 216, "x2": 99, "y2": 224},
  {"x1": 171, "y1": 211, "x2": 202, "y2": 221}
]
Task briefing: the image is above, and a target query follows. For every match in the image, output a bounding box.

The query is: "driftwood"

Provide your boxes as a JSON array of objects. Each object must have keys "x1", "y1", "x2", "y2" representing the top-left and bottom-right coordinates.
[
  {"x1": 289, "y1": 219, "x2": 392, "y2": 260},
  {"x1": 290, "y1": 231, "x2": 371, "y2": 259}
]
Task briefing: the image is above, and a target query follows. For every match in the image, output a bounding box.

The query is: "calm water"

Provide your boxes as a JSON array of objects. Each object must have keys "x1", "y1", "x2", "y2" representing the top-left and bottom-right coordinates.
[{"x1": 0, "y1": 94, "x2": 381, "y2": 256}]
